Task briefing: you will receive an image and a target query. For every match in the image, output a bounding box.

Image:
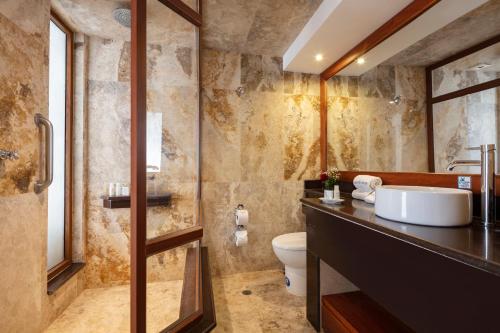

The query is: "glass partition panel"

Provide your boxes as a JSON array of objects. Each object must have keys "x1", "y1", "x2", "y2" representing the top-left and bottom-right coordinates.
[
  {"x1": 146, "y1": 0, "x2": 200, "y2": 239},
  {"x1": 146, "y1": 241, "x2": 199, "y2": 332}
]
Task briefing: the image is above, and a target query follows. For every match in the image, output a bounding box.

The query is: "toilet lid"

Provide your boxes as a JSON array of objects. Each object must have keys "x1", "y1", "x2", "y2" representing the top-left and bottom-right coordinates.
[{"x1": 272, "y1": 232, "x2": 306, "y2": 251}]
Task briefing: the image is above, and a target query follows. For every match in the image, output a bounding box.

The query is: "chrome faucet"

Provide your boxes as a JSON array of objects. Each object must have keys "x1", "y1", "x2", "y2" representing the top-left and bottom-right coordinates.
[{"x1": 447, "y1": 144, "x2": 496, "y2": 226}]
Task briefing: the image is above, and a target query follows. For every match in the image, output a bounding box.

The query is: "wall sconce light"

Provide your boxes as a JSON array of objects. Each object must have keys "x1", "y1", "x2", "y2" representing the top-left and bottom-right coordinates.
[{"x1": 356, "y1": 57, "x2": 365, "y2": 65}]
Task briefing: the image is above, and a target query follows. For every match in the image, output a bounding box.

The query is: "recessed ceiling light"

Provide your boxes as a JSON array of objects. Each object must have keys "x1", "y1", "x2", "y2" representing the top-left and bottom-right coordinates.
[
  {"x1": 315, "y1": 54, "x2": 323, "y2": 62},
  {"x1": 356, "y1": 57, "x2": 365, "y2": 65}
]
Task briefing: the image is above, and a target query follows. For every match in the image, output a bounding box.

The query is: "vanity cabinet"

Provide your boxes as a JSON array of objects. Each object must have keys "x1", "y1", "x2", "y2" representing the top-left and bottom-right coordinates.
[{"x1": 302, "y1": 197, "x2": 500, "y2": 333}]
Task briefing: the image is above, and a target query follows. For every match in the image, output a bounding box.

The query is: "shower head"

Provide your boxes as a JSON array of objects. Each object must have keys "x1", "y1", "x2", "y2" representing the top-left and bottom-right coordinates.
[{"x1": 113, "y1": 7, "x2": 131, "y2": 28}]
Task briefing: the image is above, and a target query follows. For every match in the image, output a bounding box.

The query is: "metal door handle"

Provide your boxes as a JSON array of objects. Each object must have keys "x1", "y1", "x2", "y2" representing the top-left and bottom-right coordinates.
[{"x1": 34, "y1": 113, "x2": 53, "y2": 193}]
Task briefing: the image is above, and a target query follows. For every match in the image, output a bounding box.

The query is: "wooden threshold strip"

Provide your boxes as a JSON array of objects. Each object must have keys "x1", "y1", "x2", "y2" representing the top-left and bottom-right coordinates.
[{"x1": 145, "y1": 226, "x2": 203, "y2": 257}]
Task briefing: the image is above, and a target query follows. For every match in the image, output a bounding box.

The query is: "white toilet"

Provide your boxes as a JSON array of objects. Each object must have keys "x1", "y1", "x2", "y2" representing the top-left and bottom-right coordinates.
[{"x1": 272, "y1": 232, "x2": 306, "y2": 296}]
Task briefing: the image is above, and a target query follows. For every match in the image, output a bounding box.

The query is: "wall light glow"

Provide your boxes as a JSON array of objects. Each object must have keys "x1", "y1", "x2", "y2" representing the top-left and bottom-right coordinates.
[
  {"x1": 315, "y1": 53, "x2": 323, "y2": 62},
  {"x1": 356, "y1": 57, "x2": 365, "y2": 65}
]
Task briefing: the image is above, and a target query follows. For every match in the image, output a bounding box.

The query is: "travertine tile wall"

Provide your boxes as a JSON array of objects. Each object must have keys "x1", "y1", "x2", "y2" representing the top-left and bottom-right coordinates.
[
  {"x1": 201, "y1": 48, "x2": 321, "y2": 276},
  {"x1": 327, "y1": 65, "x2": 428, "y2": 172},
  {"x1": 0, "y1": 1, "x2": 85, "y2": 331}
]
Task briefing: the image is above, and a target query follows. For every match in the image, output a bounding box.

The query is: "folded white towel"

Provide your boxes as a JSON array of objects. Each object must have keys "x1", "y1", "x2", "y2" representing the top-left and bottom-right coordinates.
[
  {"x1": 352, "y1": 189, "x2": 372, "y2": 200},
  {"x1": 364, "y1": 192, "x2": 376, "y2": 204},
  {"x1": 353, "y1": 175, "x2": 382, "y2": 192}
]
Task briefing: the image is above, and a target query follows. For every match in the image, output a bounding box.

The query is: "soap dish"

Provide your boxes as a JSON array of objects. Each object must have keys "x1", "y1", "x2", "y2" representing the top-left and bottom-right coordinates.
[{"x1": 319, "y1": 197, "x2": 344, "y2": 205}]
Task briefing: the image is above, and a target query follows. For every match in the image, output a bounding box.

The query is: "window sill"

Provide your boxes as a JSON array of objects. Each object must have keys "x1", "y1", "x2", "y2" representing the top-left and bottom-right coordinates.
[{"x1": 47, "y1": 262, "x2": 85, "y2": 295}]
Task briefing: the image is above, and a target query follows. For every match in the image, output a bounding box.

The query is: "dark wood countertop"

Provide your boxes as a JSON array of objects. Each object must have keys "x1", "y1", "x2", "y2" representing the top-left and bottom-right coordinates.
[{"x1": 301, "y1": 196, "x2": 500, "y2": 277}]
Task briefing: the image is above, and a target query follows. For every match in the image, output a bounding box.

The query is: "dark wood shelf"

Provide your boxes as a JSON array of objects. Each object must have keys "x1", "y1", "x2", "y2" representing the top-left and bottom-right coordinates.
[
  {"x1": 102, "y1": 193, "x2": 172, "y2": 209},
  {"x1": 322, "y1": 292, "x2": 412, "y2": 333}
]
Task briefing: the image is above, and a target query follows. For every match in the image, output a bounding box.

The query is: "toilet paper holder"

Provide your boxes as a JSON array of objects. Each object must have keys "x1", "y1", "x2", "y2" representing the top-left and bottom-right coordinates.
[{"x1": 234, "y1": 204, "x2": 246, "y2": 231}]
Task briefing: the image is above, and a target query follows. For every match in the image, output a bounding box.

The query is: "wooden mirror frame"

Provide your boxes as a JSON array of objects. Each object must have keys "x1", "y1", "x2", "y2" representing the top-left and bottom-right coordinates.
[{"x1": 318, "y1": 0, "x2": 500, "y2": 195}]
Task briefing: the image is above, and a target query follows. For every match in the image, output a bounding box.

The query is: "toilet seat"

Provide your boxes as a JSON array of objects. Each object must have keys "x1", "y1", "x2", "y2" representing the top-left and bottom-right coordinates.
[{"x1": 272, "y1": 232, "x2": 306, "y2": 251}]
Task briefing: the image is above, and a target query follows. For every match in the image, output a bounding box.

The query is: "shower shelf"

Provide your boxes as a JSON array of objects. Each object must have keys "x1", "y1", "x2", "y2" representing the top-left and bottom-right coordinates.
[{"x1": 101, "y1": 193, "x2": 172, "y2": 209}]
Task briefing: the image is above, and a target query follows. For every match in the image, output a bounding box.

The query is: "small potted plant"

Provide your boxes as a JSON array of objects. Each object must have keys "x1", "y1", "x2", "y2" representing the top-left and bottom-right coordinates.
[{"x1": 321, "y1": 168, "x2": 341, "y2": 200}]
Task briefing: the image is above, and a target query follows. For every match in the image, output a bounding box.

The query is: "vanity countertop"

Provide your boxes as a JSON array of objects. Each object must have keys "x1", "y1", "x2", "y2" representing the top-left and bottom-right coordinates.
[{"x1": 301, "y1": 196, "x2": 500, "y2": 277}]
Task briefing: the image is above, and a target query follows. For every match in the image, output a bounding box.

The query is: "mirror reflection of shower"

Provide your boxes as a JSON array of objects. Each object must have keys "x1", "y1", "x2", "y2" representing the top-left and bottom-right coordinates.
[
  {"x1": 235, "y1": 86, "x2": 245, "y2": 97},
  {"x1": 112, "y1": 6, "x2": 131, "y2": 28},
  {"x1": 389, "y1": 95, "x2": 401, "y2": 105}
]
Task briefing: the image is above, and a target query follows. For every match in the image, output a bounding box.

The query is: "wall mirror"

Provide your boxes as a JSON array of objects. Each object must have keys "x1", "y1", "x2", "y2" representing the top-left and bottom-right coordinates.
[
  {"x1": 146, "y1": 112, "x2": 163, "y2": 173},
  {"x1": 325, "y1": 0, "x2": 500, "y2": 175}
]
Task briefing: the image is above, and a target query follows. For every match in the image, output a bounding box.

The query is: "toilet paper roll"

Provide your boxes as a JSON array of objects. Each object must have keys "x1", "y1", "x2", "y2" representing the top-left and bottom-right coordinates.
[
  {"x1": 235, "y1": 209, "x2": 249, "y2": 226},
  {"x1": 235, "y1": 230, "x2": 248, "y2": 247}
]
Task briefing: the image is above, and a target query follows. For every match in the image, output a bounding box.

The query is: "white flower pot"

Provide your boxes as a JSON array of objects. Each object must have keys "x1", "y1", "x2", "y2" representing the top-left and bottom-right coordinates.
[{"x1": 324, "y1": 189, "x2": 334, "y2": 200}]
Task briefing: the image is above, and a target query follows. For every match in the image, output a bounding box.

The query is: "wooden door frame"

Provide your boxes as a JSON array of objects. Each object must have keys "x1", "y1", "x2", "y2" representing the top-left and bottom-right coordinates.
[
  {"x1": 319, "y1": 0, "x2": 440, "y2": 171},
  {"x1": 130, "y1": 1, "x2": 203, "y2": 332}
]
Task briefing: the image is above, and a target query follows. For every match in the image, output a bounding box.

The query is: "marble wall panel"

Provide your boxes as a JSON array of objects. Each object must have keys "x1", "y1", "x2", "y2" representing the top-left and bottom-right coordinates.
[
  {"x1": 201, "y1": 48, "x2": 320, "y2": 276},
  {"x1": 0, "y1": 10, "x2": 47, "y2": 196}
]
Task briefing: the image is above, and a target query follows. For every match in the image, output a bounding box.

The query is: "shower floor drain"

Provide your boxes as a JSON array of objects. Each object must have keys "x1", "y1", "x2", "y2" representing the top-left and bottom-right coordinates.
[{"x1": 242, "y1": 289, "x2": 252, "y2": 295}]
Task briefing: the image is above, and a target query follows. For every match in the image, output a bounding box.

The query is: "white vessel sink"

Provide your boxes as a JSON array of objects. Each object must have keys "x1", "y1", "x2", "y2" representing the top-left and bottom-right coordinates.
[{"x1": 375, "y1": 185, "x2": 473, "y2": 227}]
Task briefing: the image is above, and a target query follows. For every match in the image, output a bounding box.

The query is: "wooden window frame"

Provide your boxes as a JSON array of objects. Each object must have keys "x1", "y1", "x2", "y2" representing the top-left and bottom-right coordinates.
[
  {"x1": 47, "y1": 12, "x2": 74, "y2": 284},
  {"x1": 425, "y1": 34, "x2": 500, "y2": 172}
]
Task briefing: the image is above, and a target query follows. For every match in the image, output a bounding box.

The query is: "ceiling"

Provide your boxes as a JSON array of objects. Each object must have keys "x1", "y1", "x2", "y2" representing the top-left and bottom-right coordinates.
[
  {"x1": 52, "y1": 0, "x2": 322, "y2": 56},
  {"x1": 283, "y1": 0, "x2": 414, "y2": 74},
  {"x1": 382, "y1": 0, "x2": 500, "y2": 67},
  {"x1": 336, "y1": 0, "x2": 489, "y2": 76},
  {"x1": 202, "y1": 0, "x2": 322, "y2": 56}
]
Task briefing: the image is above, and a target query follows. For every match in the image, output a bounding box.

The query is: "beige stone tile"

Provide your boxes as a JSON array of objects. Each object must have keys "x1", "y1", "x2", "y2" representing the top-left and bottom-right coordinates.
[
  {"x1": 240, "y1": 91, "x2": 285, "y2": 182},
  {"x1": 283, "y1": 95, "x2": 321, "y2": 180},
  {"x1": 202, "y1": 48, "x2": 241, "y2": 90},
  {"x1": 44, "y1": 281, "x2": 183, "y2": 333},
  {"x1": 212, "y1": 270, "x2": 315, "y2": 333},
  {"x1": 201, "y1": 88, "x2": 244, "y2": 183}
]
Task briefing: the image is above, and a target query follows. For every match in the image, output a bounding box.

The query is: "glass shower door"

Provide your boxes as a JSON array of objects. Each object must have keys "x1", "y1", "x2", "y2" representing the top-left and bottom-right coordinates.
[{"x1": 130, "y1": 0, "x2": 205, "y2": 332}]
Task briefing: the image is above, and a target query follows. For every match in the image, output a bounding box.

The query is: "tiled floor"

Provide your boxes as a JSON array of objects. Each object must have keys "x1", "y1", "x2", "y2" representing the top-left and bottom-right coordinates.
[
  {"x1": 45, "y1": 270, "x2": 314, "y2": 333},
  {"x1": 212, "y1": 270, "x2": 315, "y2": 333},
  {"x1": 45, "y1": 280, "x2": 184, "y2": 333}
]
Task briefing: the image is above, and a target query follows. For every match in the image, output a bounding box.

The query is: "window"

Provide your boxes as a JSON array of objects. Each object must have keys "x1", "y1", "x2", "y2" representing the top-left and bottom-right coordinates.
[{"x1": 47, "y1": 14, "x2": 73, "y2": 282}]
